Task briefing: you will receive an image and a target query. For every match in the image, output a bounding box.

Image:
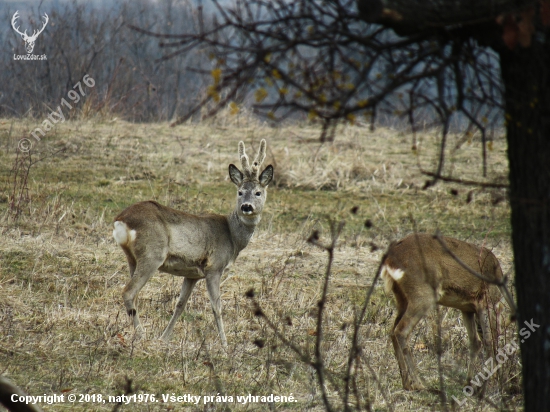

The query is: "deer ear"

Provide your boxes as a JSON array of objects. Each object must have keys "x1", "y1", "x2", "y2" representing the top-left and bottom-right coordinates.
[
  {"x1": 229, "y1": 164, "x2": 243, "y2": 186},
  {"x1": 259, "y1": 165, "x2": 274, "y2": 187}
]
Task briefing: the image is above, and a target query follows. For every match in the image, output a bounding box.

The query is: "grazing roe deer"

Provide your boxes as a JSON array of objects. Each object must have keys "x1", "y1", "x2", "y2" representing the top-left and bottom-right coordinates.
[
  {"x1": 113, "y1": 140, "x2": 273, "y2": 344},
  {"x1": 379, "y1": 233, "x2": 513, "y2": 390}
]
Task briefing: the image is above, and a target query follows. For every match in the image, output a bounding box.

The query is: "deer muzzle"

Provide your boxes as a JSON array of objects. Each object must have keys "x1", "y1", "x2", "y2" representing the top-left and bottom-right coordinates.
[{"x1": 241, "y1": 203, "x2": 254, "y2": 215}]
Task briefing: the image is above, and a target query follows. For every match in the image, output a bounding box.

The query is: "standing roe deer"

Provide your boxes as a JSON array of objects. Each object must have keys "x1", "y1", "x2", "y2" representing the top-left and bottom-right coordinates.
[
  {"x1": 112, "y1": 140, "x2": 273, "y2": 344},
  {"x1": 379, "y1": 233, "x2": 513, "y2": 390}
]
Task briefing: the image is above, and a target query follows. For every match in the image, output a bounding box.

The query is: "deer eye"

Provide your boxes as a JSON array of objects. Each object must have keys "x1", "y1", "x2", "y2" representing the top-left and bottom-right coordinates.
[
  {"x1": 238, "y1": 191, "x2": 243, "y2": 196},
  {"x1": 255, "y1": 191, "x2": 261, "y2": 197}
]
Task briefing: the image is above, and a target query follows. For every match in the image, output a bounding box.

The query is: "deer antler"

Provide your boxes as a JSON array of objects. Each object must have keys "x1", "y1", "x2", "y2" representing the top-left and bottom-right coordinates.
[
  {"x1": 11, "y1": 11, "x2": 27, "y2": 38},
  {"x1": 28, "y1": 13, "x2": 49, "y2": 41},
  {"x1": 251, "y1": 139, "x2": 266, "y2": 174},
  {"x1": 238, "y1": 141, "x2": 251, "y2": 175},
  {"x1": 238, "y1": 139, "x2": 267, "y2": 178},
  {"x1": 11, "y1": 11, "x2": 48, "y2": 41}
]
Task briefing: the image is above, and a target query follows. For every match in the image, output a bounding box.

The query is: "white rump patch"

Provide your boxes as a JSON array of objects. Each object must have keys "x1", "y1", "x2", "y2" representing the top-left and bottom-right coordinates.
[
  {"x1": 113, "y1": 221, "x2": 136, "y2": 245},
  {"x1": 381, "y1": 264, "x2": 405, "y2": 294},
  {"x1": 385, "y1": 265, "x2": 404, "y2": 280}
]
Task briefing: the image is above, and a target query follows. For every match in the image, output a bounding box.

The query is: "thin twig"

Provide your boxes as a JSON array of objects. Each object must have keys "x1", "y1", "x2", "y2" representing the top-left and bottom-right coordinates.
[
  {"x1": 305, "y1": 220, "x2": 345, "y2": 412},
  {"x1": 421, "y1": 170, "x2": 508, "y2": 189},
  {"x1": 343, "y1": 254, "x2": 388, "y2": 411}
]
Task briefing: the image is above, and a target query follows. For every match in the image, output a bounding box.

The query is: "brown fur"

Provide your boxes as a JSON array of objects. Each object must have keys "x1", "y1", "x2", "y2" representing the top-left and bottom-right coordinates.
[
  {"x1": 113, "y1": 140, "x2": 273, "y2": 345},
  {"x1": 380, "y1": 233, "x2": 512, "y2": 390}
]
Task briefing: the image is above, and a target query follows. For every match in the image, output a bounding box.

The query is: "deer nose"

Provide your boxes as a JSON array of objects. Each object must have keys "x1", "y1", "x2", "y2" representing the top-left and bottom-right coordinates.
[{"x1": 241, "y1": 203, "x2": 254, "y2": 214}]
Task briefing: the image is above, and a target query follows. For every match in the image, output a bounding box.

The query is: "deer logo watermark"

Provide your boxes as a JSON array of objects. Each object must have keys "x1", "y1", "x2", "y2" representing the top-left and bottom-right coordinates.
[{"x1": 11, "y1": 10, "x2": 48, "y2": 59}]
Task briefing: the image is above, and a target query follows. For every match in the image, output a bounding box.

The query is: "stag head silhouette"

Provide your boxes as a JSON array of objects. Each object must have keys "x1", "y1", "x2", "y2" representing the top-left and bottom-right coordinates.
[{"x1": 11, "y1": 11, "x2": 49, "y2": 54}]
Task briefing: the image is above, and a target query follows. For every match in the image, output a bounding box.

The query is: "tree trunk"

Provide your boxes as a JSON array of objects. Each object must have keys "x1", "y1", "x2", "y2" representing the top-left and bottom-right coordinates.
[
  {"x1": 498, "y1": 42, "x2": 550, "y2": 410},
  {"x1": 357, "y1": 2, "x2": 550, "y2": 408}
]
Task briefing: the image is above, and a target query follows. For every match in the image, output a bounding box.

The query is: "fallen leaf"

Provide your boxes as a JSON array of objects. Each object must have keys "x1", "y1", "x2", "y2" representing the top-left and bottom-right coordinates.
[
  {"x1": 117, "y1": 333, "x2": 126, "y2": 346},
  {"x1": 414, "y1": 343, "x2": 428, "y2": 352}
]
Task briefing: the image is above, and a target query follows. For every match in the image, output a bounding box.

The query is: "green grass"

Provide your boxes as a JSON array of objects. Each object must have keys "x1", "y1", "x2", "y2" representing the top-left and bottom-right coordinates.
[{"x1": 0, "y1": 117, "x2": 519, "y2": 411}]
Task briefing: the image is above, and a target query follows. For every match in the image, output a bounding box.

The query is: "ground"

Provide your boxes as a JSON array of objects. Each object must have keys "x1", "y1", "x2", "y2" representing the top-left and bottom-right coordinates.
[{"x1": 0, "y1": 115, "x2": 520, "y2": 411}]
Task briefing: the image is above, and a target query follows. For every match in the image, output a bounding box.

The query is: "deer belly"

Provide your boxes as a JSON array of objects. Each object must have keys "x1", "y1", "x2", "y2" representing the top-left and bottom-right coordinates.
[
  {"x1": 438, "y1": 288, "x2": 477, "y2": 312},
  {"x1": 159, "y1": 256, "x2": 205, "y2": 278}
]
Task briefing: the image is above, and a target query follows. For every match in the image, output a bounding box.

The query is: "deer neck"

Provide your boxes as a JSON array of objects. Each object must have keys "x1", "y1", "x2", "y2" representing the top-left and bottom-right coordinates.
[{"x1": 228, "y1": 209, "x2": 258, "y2": 253}]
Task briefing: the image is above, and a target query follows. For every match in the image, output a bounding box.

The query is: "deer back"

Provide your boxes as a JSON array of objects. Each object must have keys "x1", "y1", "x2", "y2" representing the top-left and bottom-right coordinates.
[
  {"x1": 383, "y1": 234, "x2": 504, "y2": 308},
  {"x1": 114, "y1": 201, "x2": 236, "y2": 271}
]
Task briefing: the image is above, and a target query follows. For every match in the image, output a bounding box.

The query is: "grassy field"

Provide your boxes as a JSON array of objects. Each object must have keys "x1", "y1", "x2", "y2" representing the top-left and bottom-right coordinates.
[{"x1": 0, "y1": 115, "x2": 520, "y2": 411}]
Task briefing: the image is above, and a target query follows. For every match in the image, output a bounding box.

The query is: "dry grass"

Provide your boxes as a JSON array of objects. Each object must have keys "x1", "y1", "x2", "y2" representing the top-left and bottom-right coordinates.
[{"x1": 0, "y1": 115, "x2": 520, "y2": 411}]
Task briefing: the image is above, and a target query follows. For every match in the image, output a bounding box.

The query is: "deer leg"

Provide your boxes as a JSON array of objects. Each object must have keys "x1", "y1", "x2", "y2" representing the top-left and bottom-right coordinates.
[
  {"x1": 477, "y1": 307, "x2": 494, "y2": 357},
  {"x1": 121, "y1": 246, "x2": 136, "y2": 277},
  {"x1": 472, "y1": 306, "x2": 494, "y2": 398},
  {"x1": 160, "y1": 278, "x2": 199, "y2": 342},
  {"x1": 391, "y1": 289, "x2": 432, "y2": 390},
  {"x1": 390, "y1": 283, "x2": 407, "y2": 380},
  {"x1": 462, "y1": 310, "x2": 482, "y2": 383},
  {"x1": 205, "y1": 272, "x2": 228, "y2": 347},
  {"x1": 122, "y1": 257, "x2": 163, "y2": 336}
]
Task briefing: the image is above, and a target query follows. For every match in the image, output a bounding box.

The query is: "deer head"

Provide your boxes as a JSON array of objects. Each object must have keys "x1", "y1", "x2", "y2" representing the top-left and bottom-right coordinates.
[
  {"x1": 228, "y1": 139, "x2": 273, "y2": 225},
  {"x1": 11, "y1": 11, "x2": 49, "y2": 54}
]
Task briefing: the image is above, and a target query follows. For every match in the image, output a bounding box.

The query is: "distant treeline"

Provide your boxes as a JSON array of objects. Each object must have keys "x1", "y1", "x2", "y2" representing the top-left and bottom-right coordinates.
[
  {"x1": 0, "y1": 0, "x2": 502, "y2": 132},
  {"x1": 1, "y1": 0, "x2": 211, "y2": 121}
]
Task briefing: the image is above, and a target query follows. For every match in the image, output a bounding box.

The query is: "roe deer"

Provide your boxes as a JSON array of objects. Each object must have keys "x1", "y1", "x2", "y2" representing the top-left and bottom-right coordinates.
[
  {"x1": 112, "y1": 140, "x2": 273, "y2": 345},
  {"x1": 379, "y1": 233, "x2": 513, "y2": 390}
]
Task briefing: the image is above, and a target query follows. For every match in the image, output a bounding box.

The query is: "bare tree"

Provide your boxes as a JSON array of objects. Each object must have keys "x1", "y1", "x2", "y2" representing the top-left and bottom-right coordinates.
[
  {"x1": 1, "y1": 0, "x2": 209, "y2": 121},
  {"x1": 358, "y1": 3, "x2": 550, "y2": 411},
  {"x1": 131, "y1": 0, "x2": 549, "y2": 410}
]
